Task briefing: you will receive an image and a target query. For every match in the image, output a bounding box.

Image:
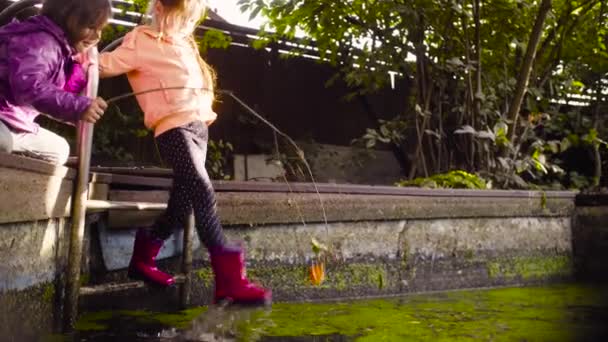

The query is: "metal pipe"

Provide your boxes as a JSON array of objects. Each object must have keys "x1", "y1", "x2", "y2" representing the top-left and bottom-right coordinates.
[
  {"x1": 179, "y1": 213, "x2": 195, "y2": 308},
  {"x1": 63, "y1": 47, "x2": 99, "y2": 332},
  {"x1": 101, "y1": 37, "x2": 124, "y2": 53},
  {"x1": 0, "y1": 0, "x2": 41, "y2": 26}
]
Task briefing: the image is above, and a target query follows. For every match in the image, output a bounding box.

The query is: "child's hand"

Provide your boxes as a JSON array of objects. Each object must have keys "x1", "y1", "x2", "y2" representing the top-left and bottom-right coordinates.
[{"x1": 81, "y1": 97, "x2": 108, "y2": 123}]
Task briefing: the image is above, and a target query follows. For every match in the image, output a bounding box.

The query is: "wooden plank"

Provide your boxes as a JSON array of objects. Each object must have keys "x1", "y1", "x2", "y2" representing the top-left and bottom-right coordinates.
[
  {"x1": 79, "y1": 274, "x2": 186, "y2": 296},
  {"x1": 87, "y1": 199, "x2": 167, "y2": 211},
  {"x1": 90, "y1": 166, "x2": 172, "y2": 178},
  {"x1": 107, "y1": 191, "x2": 167, "y2": 228},
  {"x1": 102, "y1": 171, "x2": 577, "y2": 199},
  {"x1": 90, "y1": 172, "x2": 113, "y2": 184},
  {"x1": 88, "y1": 183, "x2": 109, "y2": 201},
  {"x1": 108, "y1": 173, "x2": 173, "y2": 188}
]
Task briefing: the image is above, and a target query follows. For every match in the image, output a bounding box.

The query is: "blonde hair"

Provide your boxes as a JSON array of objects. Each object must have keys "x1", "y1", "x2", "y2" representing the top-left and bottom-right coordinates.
[{"x1": 147, "y1": 0, "x2": 216, "y2": 99}]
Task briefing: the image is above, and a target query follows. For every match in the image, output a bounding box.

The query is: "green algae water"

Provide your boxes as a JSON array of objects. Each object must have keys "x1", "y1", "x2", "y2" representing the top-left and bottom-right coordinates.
[{"x1": 68, "y1": 284, "x2": 608, "y2": 341}]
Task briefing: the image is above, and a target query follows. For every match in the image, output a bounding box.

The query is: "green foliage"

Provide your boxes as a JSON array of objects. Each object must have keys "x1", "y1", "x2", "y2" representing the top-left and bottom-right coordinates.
[
  {"x1": 310, "y1": 237, "x2": 328, "y2": 257},
  {"x1": 198, "y1": 29, "x2": 233, "y2": 53},
  {"x1": 582, "y1": 128, "x2": 608, "y2": 149},
  {"x1": 206, "y1": 139, "x2": 234, "y2": 180},
  {"x1": 353, "y1": 117, "x2": 408, "y2": 149},
  {"x1": 239, "y1": 0, "x2": 608, "y2": 190},
  {"x1": 397, "y1": 170, "x2": 489, "y2": 190},
  {"x1": 90, "y1": 102, "x2": 145, "y2": 164}
]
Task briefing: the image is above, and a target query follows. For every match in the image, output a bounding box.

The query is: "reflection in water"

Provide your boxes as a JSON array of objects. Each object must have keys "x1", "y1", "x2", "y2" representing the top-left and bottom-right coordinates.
[{"x1": 72, "y1": 284, "x2": 608, "y2": 341}]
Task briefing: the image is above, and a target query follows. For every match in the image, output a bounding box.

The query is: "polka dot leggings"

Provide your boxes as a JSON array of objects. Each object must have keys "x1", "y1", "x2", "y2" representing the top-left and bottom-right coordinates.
[{"x1": 150, "y1": 120, "x2": 227, "y2": 248}]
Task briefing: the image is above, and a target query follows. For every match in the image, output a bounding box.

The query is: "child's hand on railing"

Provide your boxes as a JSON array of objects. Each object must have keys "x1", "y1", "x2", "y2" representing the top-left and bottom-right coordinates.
[{"x1": 81, "y1": 97, "x2": 107, "y2": 123}]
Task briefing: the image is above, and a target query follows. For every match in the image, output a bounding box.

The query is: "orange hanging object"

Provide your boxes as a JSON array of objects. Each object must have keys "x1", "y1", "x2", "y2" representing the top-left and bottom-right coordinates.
[{"x1": 309, "y1": 262, "x2": 325, "y2": 286}]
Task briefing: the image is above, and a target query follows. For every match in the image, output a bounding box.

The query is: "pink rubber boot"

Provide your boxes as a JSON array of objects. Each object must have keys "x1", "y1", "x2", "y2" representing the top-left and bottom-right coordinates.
[
  {"x1": 209, "y1": 245, "x2": 271, "y2": 305},
  {"x1": 127, "y1": 229, "x2": 175, "y2": 287}
]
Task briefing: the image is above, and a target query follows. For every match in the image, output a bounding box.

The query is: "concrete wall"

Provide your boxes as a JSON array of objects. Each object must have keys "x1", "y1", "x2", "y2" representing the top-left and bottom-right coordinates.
[
  {"x1": 216, "y1": 217, "x2": 573, "y2": 302},
  {"x1": 0, "y1": 155, "x2": 588, "y2": 337},
  {"x1": 296, "y1": 143, "x2": 403, "y2": 185},
  {"x1": 0, "y1": 154, "x2": 94, "y2": 339},
  {"x1": 232, "y1": 144, "x2": 403, "y2": 185},
  {"x1": 83, "y1": 215, "x2": 574, "y2": 311},
  {"x1": 572, "y1": 199, "x2": 608, "y2": 281},
  {"x1": 84, "y1": 186, "x2": 577, "y2": 310}
]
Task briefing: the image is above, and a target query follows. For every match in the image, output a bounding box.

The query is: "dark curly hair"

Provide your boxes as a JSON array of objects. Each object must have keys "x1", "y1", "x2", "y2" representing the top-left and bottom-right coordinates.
[{"x1": 41, "y1": 0, "x2": 112, "y2": 45}]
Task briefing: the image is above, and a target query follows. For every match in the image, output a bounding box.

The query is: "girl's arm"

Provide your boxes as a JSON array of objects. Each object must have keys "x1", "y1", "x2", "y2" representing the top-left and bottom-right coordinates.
[
  {"x1": 7, "y1": 33, "x2": 91, "y2": 123},
  {"x1": 99, "y1": 30, "x2": 139, "y2": 78}
]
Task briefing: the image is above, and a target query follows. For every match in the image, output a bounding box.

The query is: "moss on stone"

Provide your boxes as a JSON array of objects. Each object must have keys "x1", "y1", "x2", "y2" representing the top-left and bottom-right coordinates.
[
  {"x1": 40, "y1": 334, "x2": 68, "y2": 342},
  {"x1": 0, "y1": 283, "x2": 57, "y2": 338},
  {"x1": 464, "y1": 249, "x2": 475, "y2": 260},
  {"x1": 195, "y1": 268, "x2": 214, "y2": 286},
  {"x1": 401, "y1": 239, "x2": 410, "y2": 267},
  {"x1": 79, "y1": 274, "x2": 90, "y2": 286},
  {"x1": 341, "y1": 264, "x2": 387, "y2": 290},
  {"x1": 42, "y1": 283, "x2": 55, "y2": 303},
  {"x1": 148, "y1": 307, "x2": 207, "y2": 328},
  {"x1": 245, "y1": 263, "x2": 388, "y2": 290},
  {"x1": 233, "y1": 284, "x2": 604, "y2": 341},
  {"x1": 74, "y1": 284, "x2": 608, "y2": 341},
  {"x1": 74, "y1": 311, "x2": 113, "y2": 331},
  {"x1": 487, "y1": 262, "x2": 501, "y2": 279},
  {"x1": 486, "y1": 255, "x2": 572, "y2": 281},
  {"x1": 76, "y1": 307, "x2": 208, "y2": 333}
]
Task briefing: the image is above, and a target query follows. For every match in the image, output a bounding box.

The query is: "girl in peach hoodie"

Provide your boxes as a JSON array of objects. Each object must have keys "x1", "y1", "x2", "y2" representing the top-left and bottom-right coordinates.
[{"x1": 99, "y1": 0, "x2": 270, "y2": 306}]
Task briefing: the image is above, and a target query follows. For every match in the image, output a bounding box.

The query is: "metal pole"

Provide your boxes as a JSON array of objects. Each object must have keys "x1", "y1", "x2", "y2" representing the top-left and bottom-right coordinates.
[
  {"x1": 0, "y1": 0, "x2": 42, "y2": 26},
  {"x1": 179, "y1": 213, "x2": 195, "y2": 308},
  {"x1": 63, "y1": 47, "x2": 99, "y2": 331},
  {"x1": 101, "y1": 37, "x2": 124, "y2": 53}
]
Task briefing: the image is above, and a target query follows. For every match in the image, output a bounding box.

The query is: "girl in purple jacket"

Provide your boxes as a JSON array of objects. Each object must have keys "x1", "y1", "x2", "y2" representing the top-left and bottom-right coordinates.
[{"x1": 0, "y1": 0, "x2": 111, "y2": 165}]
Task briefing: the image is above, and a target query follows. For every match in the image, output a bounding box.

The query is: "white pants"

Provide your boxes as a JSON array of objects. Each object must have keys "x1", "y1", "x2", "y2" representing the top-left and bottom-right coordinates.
[{"x1": 0, "y1": 120, "x2": 70, "y2": 165}]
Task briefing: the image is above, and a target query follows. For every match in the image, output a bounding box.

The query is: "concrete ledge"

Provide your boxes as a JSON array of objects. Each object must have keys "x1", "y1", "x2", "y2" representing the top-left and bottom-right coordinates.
[
  {"x1": 0, "y1": 166, "x2": 73, "y2": 224},
  {"x1": 0, "y1": 151, "x2": 75, "y2": 179},
  {"x1": 0, "y1": 157, "x2": 577, "y2": 225},
  {"x1": 0, "y1": 154, "x2": 111, "y2": 224},
  {"x1": 107, "y1": 190, "x2": 575, "y2": 228}
]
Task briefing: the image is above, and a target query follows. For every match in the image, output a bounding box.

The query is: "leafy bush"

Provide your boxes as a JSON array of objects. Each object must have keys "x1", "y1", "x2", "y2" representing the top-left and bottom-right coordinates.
[{"x1": 397, "y1": 170, "x2": 489, "y2": 189}]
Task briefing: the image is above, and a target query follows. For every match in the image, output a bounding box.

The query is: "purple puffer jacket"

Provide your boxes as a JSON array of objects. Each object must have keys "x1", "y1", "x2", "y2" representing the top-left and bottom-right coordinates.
[{"x1": 0, "y1": 15, "x2": 92, "y2": 133}]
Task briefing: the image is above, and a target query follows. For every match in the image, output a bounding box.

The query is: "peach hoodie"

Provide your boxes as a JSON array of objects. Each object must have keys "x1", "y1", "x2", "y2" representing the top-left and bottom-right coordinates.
[{"x1": 99, "y1": 25, "x2": 217, "y2": 136}]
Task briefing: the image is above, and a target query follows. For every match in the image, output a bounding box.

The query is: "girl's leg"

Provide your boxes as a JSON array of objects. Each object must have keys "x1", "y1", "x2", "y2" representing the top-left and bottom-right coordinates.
[
  {"x1": 128, "y1": 122, "x2": 227, "y2": 287},
  {"x1": 0, "y1": 120, "x2": 13, "y2": 153},
  {"x1": 172, "y1": 121, "x2": 270, "y2": 305},
  {"x1": 150, "y1": 122, "x2": 227, "y2": 247},
  {"x1": 11, "y1": 127, "x2": 70, "y2": 165},
  {"x1": 127, "y1": 125, "x2": 197, "y2": 287}
]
